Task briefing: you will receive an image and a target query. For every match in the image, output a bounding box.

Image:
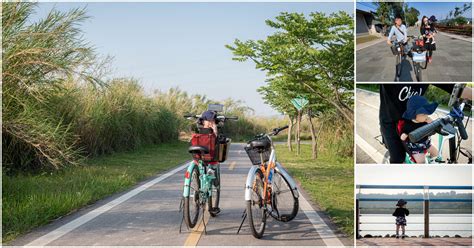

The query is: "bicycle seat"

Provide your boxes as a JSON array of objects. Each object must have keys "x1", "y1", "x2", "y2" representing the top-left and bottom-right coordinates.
[
  {"x1": 249, "y1": 139, "x2": 270, "y2": 150},
  {"x1": 188, "y1": 146, "x2": 209, "y2": 154}
]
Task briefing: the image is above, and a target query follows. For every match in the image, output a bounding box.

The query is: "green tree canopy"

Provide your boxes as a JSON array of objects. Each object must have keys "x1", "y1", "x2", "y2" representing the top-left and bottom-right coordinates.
[{"x1": 226, "y1": 11, "x2": 354, "y2": 124}]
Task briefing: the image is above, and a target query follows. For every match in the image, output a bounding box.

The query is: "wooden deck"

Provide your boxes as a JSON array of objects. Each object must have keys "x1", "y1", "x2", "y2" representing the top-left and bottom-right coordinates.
[{"x1": 357, "y1": 237, "x2": 473, "y2": 246}]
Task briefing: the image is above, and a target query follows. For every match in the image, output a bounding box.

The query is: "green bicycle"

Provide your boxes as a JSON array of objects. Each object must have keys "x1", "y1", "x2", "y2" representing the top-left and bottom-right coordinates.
[{"x1": 180, "y1": 106, "x2": 237, "y2": 232}]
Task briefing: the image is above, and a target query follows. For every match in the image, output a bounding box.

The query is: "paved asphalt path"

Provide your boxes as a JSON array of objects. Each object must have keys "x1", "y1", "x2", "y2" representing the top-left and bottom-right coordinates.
[
  {"x1": 356, "y1": 27, "x2": 472, "y2": 82},
  {"x1": 11, "y1": 144, "x2": 350, "y2": 246},
  {"x1": 356, "y1": 88, "x2": 472, "y2": 164}
]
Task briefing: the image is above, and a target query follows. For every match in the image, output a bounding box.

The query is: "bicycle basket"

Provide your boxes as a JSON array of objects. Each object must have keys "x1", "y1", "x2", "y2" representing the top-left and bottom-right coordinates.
[
  {"x1": 412, "y1": 51, "x2": 427, "y2": 62},
  {"x1": 217, "y1": 137, "x2": 231, "y2": 163},
  {"x1": 244, "y1": 137, "x2": 271, "y2": 165},
  {"x1": 390, "y1": 44, "x2": 399, "y2": 55}
]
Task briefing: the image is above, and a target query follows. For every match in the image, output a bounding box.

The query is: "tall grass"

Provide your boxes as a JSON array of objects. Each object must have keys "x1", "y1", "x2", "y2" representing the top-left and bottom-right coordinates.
[
  {"x1": 2, "y1": 3, "x2": 97, "y2": 172},
  {"x1": 2, "y1": 3, "x2": 269, "y2": 172}
]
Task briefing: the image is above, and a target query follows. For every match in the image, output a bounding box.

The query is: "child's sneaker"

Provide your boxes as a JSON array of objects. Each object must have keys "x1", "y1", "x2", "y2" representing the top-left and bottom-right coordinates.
[
  {"x1": 396, "y1": 235, "x2": 400, "y2": 239},
  {"x1": 401, "y1": 234, "x2": 405, "y2": 239}
]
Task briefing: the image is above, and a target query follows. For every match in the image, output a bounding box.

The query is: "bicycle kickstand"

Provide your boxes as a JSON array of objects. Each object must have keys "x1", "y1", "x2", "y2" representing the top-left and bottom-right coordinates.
[
  {"x1": 202, "y1": 207, "x2": 207, "y2": 235},
  {"x1": 178, "y1": 198, "x2": 187, "y2": 233},
  {"x1": 236, "y1": 209, "x2": 247, "y2": 234}
]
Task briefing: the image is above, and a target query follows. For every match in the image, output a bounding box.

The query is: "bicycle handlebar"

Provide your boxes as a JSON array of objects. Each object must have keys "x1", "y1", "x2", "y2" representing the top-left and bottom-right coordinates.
[
  {"x1": 456, "y1": 118, "x2": 469, "y2": 140},
  {"x1": 183, "y1": 114, "x2": 239, "y2": 122},
  {"x1": 269, "y1": 125, "x2": 289, "y2": 136},
  {"x1": 408, "y1": 117, "x2": 447, "y2": 143}
]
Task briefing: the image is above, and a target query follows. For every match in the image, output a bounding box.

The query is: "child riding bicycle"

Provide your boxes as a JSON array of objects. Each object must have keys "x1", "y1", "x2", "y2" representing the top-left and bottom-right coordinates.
[{"x1": 399, "y1": 95, "x2": 439, "y2": 163}]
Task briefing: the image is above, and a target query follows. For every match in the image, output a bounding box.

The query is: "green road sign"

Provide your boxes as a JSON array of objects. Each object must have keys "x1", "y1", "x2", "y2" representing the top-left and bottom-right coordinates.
[{"x1": 291, "y1": 97, "x2": 309, "y2": 111}]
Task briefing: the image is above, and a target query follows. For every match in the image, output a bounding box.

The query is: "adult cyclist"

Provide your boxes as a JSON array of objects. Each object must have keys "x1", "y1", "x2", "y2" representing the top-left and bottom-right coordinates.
[
  {"x1": 379, "y1": 84, "x2": 472, "y2": 164},
  {"x1": 386, "y1": 16, "x2": 411, "y2": 56}
]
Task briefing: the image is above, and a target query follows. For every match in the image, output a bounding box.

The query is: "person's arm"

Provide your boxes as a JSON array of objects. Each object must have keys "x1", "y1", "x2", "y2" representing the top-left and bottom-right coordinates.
[
  {"x1": 432, "y1": 84, "x2": 472, "y2": 101},
  {"x1": 405, "y1": 209, "x2": 409, "y2": 216},
  {"x1": 461, "y1": 87, "x2": 472, "y2": 100},
  {"x1": 387, "y1": 26, "x2": 395, "y2": 45},
  {"x1": 403, "y1": 25, "x2": 408, "y2": 43}
]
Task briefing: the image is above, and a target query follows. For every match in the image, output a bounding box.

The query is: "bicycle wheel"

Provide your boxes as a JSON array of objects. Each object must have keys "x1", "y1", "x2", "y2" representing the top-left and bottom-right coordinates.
[
  {"x1": 415, "y1": 63, "x2": 422, "y2": 82},
  {"x1": 246, "y1": 168, "x2": 266, "y2": 239},
  {"x1": 382, "y1": 151, "x2": 391, "y2": 164},
  {"x1": 396, "y1": 54, "x2": 402, "y2": 78},
  {"x1": 184, "y1": 166, "x2": 201, "y2": 228},
  {"x1": 208, "y1": 166, "x2": 220, "y2": 217},
  {"x1": 269, "y1": 170, "x2": 298, "y2": 222}
]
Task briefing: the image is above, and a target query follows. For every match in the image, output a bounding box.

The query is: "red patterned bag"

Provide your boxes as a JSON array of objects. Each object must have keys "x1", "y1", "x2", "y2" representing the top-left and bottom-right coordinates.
[{"x1": 190, "y1": 133, "x2": 217, "y2": 162}]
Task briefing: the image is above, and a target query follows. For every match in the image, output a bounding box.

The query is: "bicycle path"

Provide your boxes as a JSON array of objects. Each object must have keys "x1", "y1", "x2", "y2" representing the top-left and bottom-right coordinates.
[
  {"x1": 356, "y1": 88, "x2": 472, "y2": 164},
  {"x1": 10, "y1": 144, "x2": 350, "y2": 246},
  {"x1": 356, "y1": 27, "x2": 472, "y2": 82}
]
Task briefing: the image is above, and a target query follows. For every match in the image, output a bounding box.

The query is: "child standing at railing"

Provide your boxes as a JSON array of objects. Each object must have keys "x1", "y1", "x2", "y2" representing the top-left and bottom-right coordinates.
[{"x1": 393, "y1": 199, "x2": 409, "y2": 239}]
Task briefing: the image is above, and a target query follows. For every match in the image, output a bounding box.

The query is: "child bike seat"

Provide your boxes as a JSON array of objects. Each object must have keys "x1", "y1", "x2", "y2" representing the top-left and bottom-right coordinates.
[
  {"x1": 188, "y1": 146, "x2": 210, "y2": 154},
  {"x1": 249, "y1": 139, "x2": 271, "y2": 150}
]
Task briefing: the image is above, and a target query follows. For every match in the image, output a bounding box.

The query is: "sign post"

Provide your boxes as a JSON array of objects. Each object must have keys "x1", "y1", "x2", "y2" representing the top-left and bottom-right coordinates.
[{"x1": 291, "y1": 97, "x2": 309, "y2": 155}]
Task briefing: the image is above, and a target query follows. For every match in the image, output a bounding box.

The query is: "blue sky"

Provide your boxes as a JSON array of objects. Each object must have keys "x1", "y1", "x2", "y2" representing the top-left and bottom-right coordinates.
[
  {"x1": 34, "y1": 2, "x2": 353, "y2": 116},
  {"x1": 357, "y1": 2, "x2": 472, "y2": 21}
]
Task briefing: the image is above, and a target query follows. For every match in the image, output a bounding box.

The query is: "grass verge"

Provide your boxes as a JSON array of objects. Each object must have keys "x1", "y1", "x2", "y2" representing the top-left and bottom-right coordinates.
[
  {"x1": 275, "y1": 144, "x2": 354, "y2": 237},
  {"x1": 356, "y1": 35, "x2": 381, "y2": 44},
  {"x1": 2, "y1": 141, "x2": 189, "y2": 243}
]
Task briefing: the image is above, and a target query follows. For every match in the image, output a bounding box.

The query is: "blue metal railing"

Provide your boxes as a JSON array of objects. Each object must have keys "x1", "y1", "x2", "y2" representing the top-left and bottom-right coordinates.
[{"x1": 356, "y1": 185, "x2": 472, "y2": 238}]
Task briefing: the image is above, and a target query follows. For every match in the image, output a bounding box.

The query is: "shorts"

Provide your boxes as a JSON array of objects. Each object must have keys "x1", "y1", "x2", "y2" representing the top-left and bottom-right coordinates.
[
  {"x1": 396, "y1": 216, "x2": 407, "y2": 226},
  {"x1": 405, "y1": 139, "x2": 431, "y2": 155}
]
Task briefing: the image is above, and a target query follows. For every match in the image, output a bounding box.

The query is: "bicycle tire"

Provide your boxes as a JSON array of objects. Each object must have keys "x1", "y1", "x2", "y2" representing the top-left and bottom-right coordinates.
[
  {"x1": 382, "y1": 151, "x2": 391, "y2": 164},
  {"x1": 184, "y1": 166, "x2": 201, "y2": 228},
  {"x1": 415, "y1": 63, "x2": 422, "y2": 82},
  {"x1": 396, "y1": 54, "x2": 402, "y2": 78},
  {"x1": 208, "y1": 166, "x2": 220, "y2": 217},
  {"x1": 246, "y1": 168, "x2": 266, "y2": 239},
  {"x1": 269, "y1": 170, "x2": 298, "y2": 222}
]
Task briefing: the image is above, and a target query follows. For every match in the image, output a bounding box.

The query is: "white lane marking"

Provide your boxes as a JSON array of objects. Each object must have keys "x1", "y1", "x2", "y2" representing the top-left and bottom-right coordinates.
[
  {"x1": 26, "y1": 162, "x2": 189, "y2": 246},
  {"x1": 299, "y1": 193, "x2": 344, "y2": 246},
  {"x1": 356, "y1": 134, "x2": 384, "y2": 164},
  {"x1": 357, "y1": 99, "x2": 378, "y2": 110}
]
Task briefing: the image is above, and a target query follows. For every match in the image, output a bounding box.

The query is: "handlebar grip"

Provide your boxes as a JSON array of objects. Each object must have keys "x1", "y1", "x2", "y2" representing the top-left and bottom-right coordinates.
[
  {"x1": 183, "y1": 114, "x2": 194, "y2": 118},
  {"x1": 456, "y1": 118, "x2": 469, "y2": 140},
  {"x1": 226, "y1": 116, "x2": 239, "y2": 120},
  {"x1": 408, "y1": 118, "x2": 444, "y2": 143},
  {"x1": 279, "y1": 125, "x2": 289, "y2": 131}
]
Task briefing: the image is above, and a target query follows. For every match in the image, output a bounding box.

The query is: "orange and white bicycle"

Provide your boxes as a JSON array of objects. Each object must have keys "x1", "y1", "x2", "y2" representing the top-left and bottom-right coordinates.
[{"x1": 237, "y1": 126, "x2": 299, "y2": 238}]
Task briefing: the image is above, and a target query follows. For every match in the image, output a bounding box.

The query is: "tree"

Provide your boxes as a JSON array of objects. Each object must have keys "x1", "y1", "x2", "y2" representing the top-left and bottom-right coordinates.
[
  {"x1": 227, "y1": 11, "x2": 354, "y2": 159},
  {"x1": 226, "y1": 11, "x2": 354, "y2": 124},
  {"x1": 375, "y1": 2, "x2": 391, "y2": 34},
  {"x1": 405, "y1": 7, "x2": 420, "y2": 27}
]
